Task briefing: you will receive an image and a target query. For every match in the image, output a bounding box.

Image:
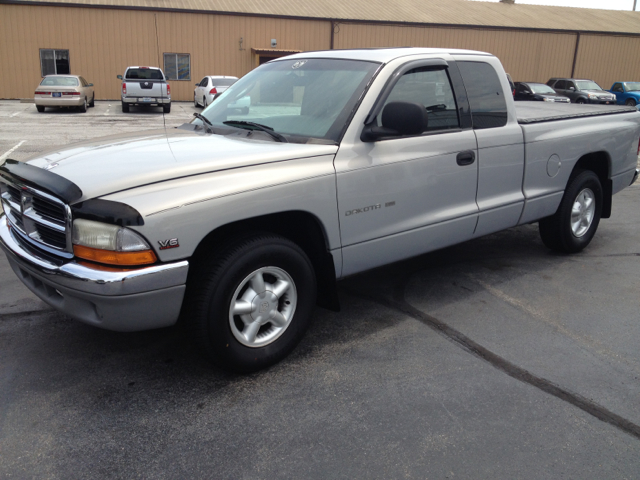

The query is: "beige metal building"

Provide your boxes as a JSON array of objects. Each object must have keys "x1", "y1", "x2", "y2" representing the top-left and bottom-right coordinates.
[{"x1": 1, "y1": 0, "x2": 640, "y2": 101}]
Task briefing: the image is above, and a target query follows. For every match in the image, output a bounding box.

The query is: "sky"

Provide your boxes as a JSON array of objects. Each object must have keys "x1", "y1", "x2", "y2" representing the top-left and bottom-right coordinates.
[{"x1": 468, "y1": 0, "x2": 637, "y2": 10}]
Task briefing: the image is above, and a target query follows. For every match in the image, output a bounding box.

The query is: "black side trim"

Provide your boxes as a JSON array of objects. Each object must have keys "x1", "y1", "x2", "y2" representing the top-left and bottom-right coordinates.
[
  {"x1": 71, "y1": 199, "x2": 144, "y2": 226},
  {"x1": 446, "y1": 61, "x2": 473, "y2": 130},
  {"x1": 0, "y1": 159, "x2": 83, "y2": 203}
]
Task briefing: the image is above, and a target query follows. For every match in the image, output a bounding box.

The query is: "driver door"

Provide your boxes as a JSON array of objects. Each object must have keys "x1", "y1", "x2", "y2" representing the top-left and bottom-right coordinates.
[{"x1": 335, "y1": 61, "x2": 479, "y2": 276}]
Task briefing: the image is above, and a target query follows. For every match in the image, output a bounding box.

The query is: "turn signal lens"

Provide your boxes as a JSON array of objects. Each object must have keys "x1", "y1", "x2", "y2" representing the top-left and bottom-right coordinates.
[
  {"x1": 209, "y1": 87, "x2": 218, "y2": 95},
  {"x1": 122, "y1": 83, "x2": 127, "y2": 95},
  {"x1": 167, "y1": 84, "x2": 171, "y2": 95},
  {"x1": 73, "y1": 245, "x2": 157, "y2": 266}
]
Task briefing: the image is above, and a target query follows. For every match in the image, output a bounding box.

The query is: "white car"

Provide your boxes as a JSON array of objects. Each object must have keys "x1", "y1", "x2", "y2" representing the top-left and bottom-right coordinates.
[
  {"x1": 34, "y1": 75, "x2": 95, "y2": 113},
  {"x1": 194, "y1": 76, "x2": 238, "y2": 108}
]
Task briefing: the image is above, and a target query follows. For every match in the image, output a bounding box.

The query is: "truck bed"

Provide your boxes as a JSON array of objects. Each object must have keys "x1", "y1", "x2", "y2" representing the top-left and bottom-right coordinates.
[{"x1": 515, "y1": 103, "x2": 637, "y2": 125}]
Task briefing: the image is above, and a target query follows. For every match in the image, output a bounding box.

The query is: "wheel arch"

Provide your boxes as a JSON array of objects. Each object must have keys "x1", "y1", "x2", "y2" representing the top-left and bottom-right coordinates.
[
  {"x1": 571, "y1": 151, "x2": 612, "y2": 218},
  {"x1": 189, "y1": 210, "x2": 340, "y2": 311}
]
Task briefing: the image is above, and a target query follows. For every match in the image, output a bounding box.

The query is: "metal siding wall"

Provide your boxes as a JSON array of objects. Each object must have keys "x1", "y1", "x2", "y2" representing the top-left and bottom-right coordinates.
[
  {"x1": 0, "y1": 5, "x2": 330, "y2": 101},
  {"x1": 334, "y1": 23, "x2": 576, "y2": 83},
  {"x1": 574, "y1": 34, "x2": 640, "y2": 89}
]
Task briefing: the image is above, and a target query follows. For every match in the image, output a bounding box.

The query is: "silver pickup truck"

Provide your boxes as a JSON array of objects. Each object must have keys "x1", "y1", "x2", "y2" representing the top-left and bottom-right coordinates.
[
  {"x1": 1, "y1": 48, "x2": 639, "y2": 372},
  {"x1": 117, "y1": 66, "x2": 171, "y2": 113}
]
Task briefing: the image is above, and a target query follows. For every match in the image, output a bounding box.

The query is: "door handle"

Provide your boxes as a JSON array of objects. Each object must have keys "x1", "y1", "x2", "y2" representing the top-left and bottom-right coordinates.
[{"x1": 456, "y1": 150, "x2": 475, "y2": 166}]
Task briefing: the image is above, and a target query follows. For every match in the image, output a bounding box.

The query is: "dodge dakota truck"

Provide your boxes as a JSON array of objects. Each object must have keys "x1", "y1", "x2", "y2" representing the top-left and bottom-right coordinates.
[
  {"x1": 117, "y1": 66, "x2": 171, "y2": 113},
  {"x1": 1, "y1": 48, "x2": 639, "y2": 372}
]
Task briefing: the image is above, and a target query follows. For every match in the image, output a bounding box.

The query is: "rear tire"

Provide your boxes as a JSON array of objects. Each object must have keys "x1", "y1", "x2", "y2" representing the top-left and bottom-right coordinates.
[
  {"x1": 79, "y1": 98, "x2": 87, "y2": 113},
  {"x1": 626, "y1": 98, "x2": 637, "y2": 107},
  {"x1": 194, "y1": 94, "x2": 199, "y2": 107},
  {"x1": 185, "y1": 233, "x2": 317, "y2": 373},
  {"x1": 121, "y1": 102, "x2": 129, "y2": 113},
  {"x1": 163, "y1": 103, "x2": 171, "y2": 114},
  {"x1": 539, "y1": 170, "x2": 602, "y2": 253},
  {"x1": 89, "y1": 94, "x2": 95, "y2": 107},
  {"x1": 203, "y1": 97, "x2": 207, "y2": 108},
  {"x1": 36, "y1": 105, "x2": 45, "y2": 113}
]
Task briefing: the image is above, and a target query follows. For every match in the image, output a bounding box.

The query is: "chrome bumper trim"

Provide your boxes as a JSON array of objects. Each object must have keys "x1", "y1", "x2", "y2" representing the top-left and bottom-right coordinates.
[{"x1": 0, "y1": 214, "x2": 188, "y2": 296}]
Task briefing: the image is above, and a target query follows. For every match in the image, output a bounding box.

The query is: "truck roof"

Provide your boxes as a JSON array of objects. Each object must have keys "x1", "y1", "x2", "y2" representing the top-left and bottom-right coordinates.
[{"x1": 280, "y1": 47, "x2": 492, "y2": 63}]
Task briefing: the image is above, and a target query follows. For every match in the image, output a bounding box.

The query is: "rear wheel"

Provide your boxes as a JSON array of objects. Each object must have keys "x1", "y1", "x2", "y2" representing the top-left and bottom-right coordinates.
[
  {"x1": 185, "y1": 233, "x2": 317, "y2": 372},
  {"x1": 121, "y1": 102, "x2": 129, "y2": 113},
  {"x1": 203, "y1": 97, "x2": 207, "y2": 108},
  {"x1": 194, "y1": 94, "x2": 199, "y2": 107},
  {"x1": 163, "y1": 103, "x2": 171, "y2": 114},
  {"x1": 626, "y1": 98, "x2": 637, "y2": 107},
  {"x1": 36, "y1": 105, "x2": 45, "y2": 113},
  {"x1": 539, "y1": 170, "x2": 602, "y2": 253},
  {"x1": 89, "y1": 94, "x2": 95, "y2": 107},
  {"x1": 79, "y1": 98, "x2": 87, "y2": 113}
]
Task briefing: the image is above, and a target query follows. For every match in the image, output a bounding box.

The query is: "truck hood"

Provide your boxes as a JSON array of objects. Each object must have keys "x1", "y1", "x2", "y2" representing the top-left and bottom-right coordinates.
[{"x1": 24, "y1": 128, "x2": 338, "y2": 202}]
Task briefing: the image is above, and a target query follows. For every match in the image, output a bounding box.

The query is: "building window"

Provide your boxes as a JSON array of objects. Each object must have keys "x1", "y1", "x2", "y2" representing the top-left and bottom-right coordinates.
[
  {"x1": 40, "y1": 49, "x2": 70, "y2": 76},
  {"x1": 163, "y1": 53, "x2": 190, "y2": 80}
]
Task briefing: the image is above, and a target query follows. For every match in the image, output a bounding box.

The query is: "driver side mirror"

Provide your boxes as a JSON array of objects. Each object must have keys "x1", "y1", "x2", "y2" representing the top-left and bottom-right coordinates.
[
  {"x1": 361, "y1": 102, "x2": 429, "y2": 142},
  {"x1": 87, "y1": 83, "x2": 93, "y2": 87},
  {"x1": 117, "y1": 75, "x2": 123, "y2": 80},
  {"x1": 568, "y1": 86, "x2": 575, "y2": 91}
]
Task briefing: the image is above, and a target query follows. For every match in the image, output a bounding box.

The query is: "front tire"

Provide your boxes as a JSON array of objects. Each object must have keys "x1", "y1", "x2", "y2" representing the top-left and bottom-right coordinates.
[
  {"x1": 89, "y1": 94, "x2": 95, "y2": 107},
  {"x1": 539, "y1": 170, "x2": 602, "y2": 253},
  {"x1": 626, "y1": 98, "x2": 637, "y2": 107},
  {"x1": 576, "y1": 98, "x2": 586, "y2": 104},
  {"x1": 186, "y1": 233, "x2": 317, "y2": 372},
  {"x1": 36, "y1": 105, "x2": 45, "y2": 113}
]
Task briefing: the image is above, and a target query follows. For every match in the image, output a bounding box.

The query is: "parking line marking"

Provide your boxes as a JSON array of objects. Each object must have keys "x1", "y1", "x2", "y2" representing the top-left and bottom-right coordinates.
[
  {"x1": 104, "y1": 104, "x2": 111, "y2": 116},
  {"x1": 0, "y1": 140, "x2": 26, "y2": 162},
  {"x1": 9, "y1": 111, "x2": 23, "y2": 117}
]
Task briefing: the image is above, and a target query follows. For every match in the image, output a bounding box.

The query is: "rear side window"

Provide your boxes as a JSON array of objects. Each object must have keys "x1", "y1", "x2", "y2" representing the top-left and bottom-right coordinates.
[
  {"x1": 212, "y1": 78, "x2": 238, "y2": 87},
  {"x1": 126, "y1": 68, "x2": 164, "y2": 80},
  {"x1": 457, "y1": 61, "x2": 507, "y2": 130},
  {"x1": 554, "y1": 80, "x2": 567, "y2": 89}
]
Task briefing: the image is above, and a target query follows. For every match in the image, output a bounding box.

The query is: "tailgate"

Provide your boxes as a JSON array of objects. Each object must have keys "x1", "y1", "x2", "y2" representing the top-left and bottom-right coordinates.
[{"x1": 125, "y1": 80, "x2": 166, "y2": 97}]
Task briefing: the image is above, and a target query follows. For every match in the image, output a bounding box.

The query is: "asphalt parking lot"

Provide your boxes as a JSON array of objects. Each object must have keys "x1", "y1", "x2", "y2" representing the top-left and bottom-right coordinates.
[{"x1": 1, "y1": 100, "x2": 640, "y2": 478}]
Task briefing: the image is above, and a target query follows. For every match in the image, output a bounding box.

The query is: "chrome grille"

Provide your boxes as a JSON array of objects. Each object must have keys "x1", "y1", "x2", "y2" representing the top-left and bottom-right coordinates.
[{"x1": 0, "y1": 179, "x2": 72, "y2": 257}]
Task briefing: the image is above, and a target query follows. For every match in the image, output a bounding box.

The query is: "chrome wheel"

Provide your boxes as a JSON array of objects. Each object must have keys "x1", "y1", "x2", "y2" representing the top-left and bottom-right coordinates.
[
  {"x1": 571, "y1": 188, "x2": 595, "y2": 237},
  {"x1": 229, "y1": 266, "x2": 297, "y2": 348}
]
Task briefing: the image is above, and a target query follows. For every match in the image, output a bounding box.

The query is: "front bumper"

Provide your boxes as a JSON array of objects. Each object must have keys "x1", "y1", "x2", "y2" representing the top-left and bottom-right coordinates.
[{"x1": 0, "y1": 215, "x2": 188, "y2": 331}]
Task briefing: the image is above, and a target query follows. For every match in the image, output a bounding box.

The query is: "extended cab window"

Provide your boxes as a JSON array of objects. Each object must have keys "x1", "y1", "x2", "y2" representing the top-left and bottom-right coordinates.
[
  {"x1": 377, "y1": 67, "x2": 459, "y2": 132},
  {"x1": 457, "y1": 61, "x2": 507, "y2": 129}
]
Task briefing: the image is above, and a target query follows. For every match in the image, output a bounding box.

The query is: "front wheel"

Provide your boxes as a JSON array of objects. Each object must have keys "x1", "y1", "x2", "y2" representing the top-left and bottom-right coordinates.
[
  {"x1": 626, "y1": 98, "x2": 637, "y2": 107},
  {"x1": 539, "y1": 170, "x2": 602, "y2": 253},
  {"x1": 186, "y1": 233, "x2": 317, "y2": 372},
  {"x1": 576, "y1": 98, "x2": 586, "y2": 104}
]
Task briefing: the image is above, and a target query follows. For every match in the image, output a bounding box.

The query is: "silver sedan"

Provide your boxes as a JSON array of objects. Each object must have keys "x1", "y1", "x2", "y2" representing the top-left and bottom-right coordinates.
[{"x1": 34, "y1": 75, "x2": 95, "y2": 113}]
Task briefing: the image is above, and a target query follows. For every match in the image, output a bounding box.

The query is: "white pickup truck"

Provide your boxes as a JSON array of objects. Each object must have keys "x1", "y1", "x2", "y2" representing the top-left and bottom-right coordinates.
[
  {"x1": 1, "y1": 48, "x2": 639, "y2": 372},
  {"x1": 117, "y1": 66, "x2": 171, "y2": 113}
]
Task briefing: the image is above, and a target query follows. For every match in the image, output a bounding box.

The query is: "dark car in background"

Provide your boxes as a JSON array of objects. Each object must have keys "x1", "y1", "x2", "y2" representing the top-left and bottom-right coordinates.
[
  {"x1": 514, "y1": 82, "x2": 570, "y2": 103},
  {"x1": 546, "y1": 78, "x2": 616, "y2": 104}
]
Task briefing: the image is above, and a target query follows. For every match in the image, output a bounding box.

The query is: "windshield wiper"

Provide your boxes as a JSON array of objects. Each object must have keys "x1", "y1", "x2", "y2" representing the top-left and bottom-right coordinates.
[
  {"x1": 193, "y1": 113, "x2": 214, "y2": 133},
  {"x1": 223, "y1": 121, "x2": 288, "y2": 143}
]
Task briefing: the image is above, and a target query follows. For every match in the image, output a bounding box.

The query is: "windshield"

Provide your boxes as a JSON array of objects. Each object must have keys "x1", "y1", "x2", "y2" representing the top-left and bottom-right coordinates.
[
  {"x1": 40, "y1": 76, "x2": 79, "y2": 86},
  {"x1": 125, "y1": 68, "x2": 164, "y2": 80},
  {"x1": 575, "y1": 80, "x2": 603, "y2": 91},
  {"x1": 623, "y1": 82, "x2": 640, "y2": 92},
  {"x1": 196, "y1": 58, "x2": 380, "y2": 143},
  {"x1": 529, "y1": 84, "x2": 556, "y2": 94}
]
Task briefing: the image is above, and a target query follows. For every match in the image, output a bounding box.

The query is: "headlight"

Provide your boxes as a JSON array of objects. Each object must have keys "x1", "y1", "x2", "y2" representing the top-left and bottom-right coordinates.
[
  {"x1": 72, "y1": 219, "x2": 157, "y2": 266},
  {"x1": 588, "y1": 94, "x2": 598, "y2": 99},
  {"x1": 543, "y1": 97, "x2": 554, "y2": 102}
]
